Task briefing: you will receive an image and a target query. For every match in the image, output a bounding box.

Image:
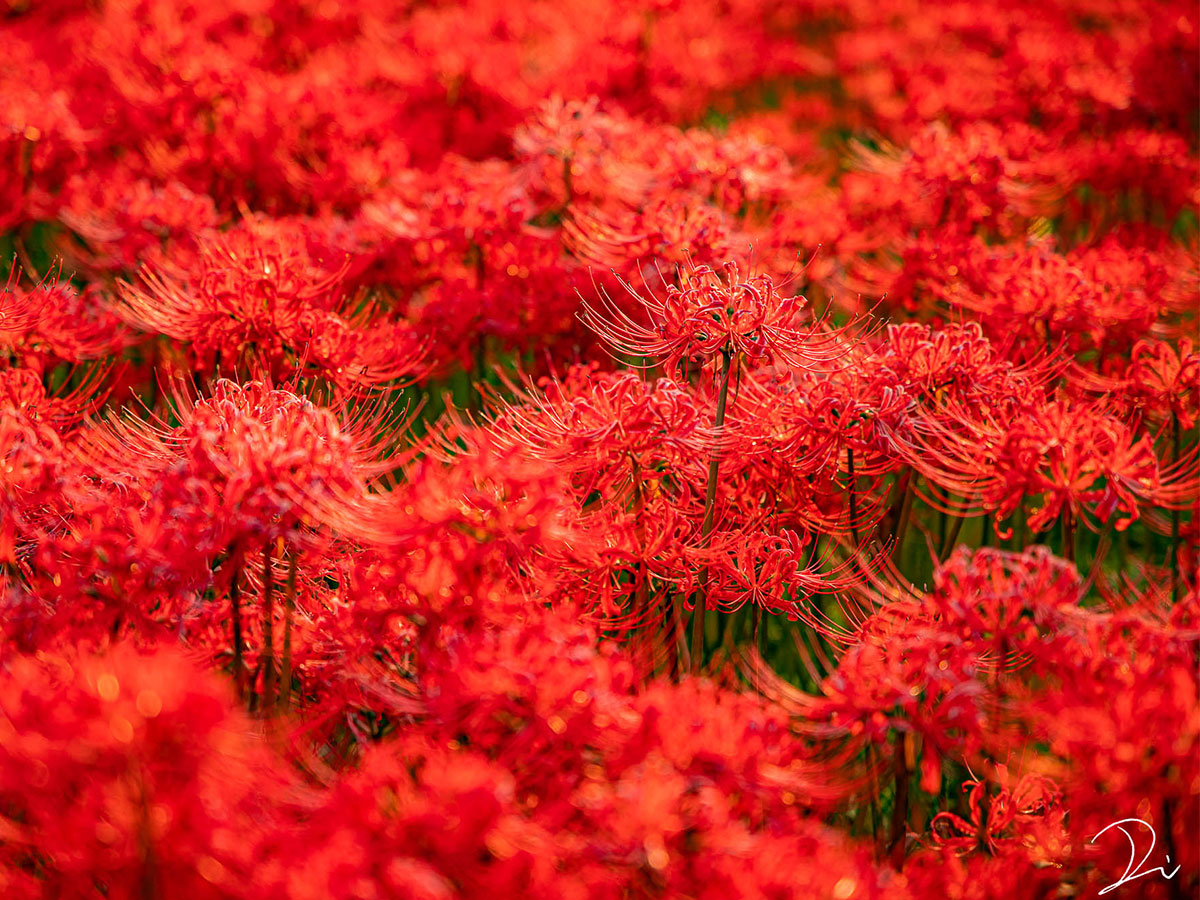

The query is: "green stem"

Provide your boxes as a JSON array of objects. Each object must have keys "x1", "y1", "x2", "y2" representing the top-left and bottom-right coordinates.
[
  {"x1": 279, "y1": 551, "x2": 298, "y2": 713},
  {"x1": 1162, "y1": 798, "x2": 1184, "y2": 900},
  {"x1": 890, "y1": 733, "x2": 911, "y2": 868},
  {"x1": 867, "y1": 744, "x2": 882, "y2": 862},
  {"x1": 136, "y1": 770, "x2": 160, "y2": 900},
  {"x1": 876, "y1": 469, "x2": 911, "y2": 548},
  {"x1": 631, "y1": 457, "x2": 652, "y2": 672},
  {"x1": 891, "y1": 476, "x2": 916, "y2": 567},
  {"x1": 230, "y1": 560, "x2": 245, "y2": 704},
  {"x1": 692, "y1": 348, "x2": 734, "y2": 673},
  {"x1": 1171, "y1": 413, "x2": 1181, "y2": 603},
  {"x1": 1062, "y1": 505, "x2": 1076, "y2": 564},
  {"x1": 470, "y1": 243, "x2": 486, "y2": 415},
  {"x1": 939, "y1": 512, "x2": 967, "y2": 561},
  {"x1": 669, "y1": 592, "x2": 685, "y2": 679},
  {"x1": 261, "y1": 542, "x2": 276, "y2": 713},
  {"x1": 847, "y1": 448, "x2": 860, "y2": 548}
]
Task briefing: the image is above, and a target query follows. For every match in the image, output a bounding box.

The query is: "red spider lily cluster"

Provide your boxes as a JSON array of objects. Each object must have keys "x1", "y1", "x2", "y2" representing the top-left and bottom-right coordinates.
[{"x1": 1, "y1": 1, "x2": 1197, "y2": 898}]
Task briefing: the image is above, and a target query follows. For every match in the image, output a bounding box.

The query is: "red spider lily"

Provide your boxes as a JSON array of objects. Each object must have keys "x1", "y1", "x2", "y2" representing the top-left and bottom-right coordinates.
[
  {"x1": 483, "y1": 366, "x2": 709, "y2": 645},
  {"x1": 928, "y1": 547, "x2": 1084, "y2": 672},
  {"x1": 689, "y1": 528, "x2": 875, "y2": 628},
  {"x1": 56, "y1": 169, "x2": 224, "y2": 275},
  {"x1": 14, "y1": 378, "x2": 401, "y2": 711},
  {"x1": 115, "y1": 220, "x2": 425, "y2": 386},
  {"x1": 930, "y1": 765, "x2": 1064, "y2": 857},
  {"x1": 0, "y1": 365, "x2": 113, "y2": 579},
  {"x1": 269, "y1": 739, "x2": 562, "y2": 900},
  {"x1": 923, "y1": 238, "x2": 1183, "y2": 362},
  {"x1": 905, "y1": 395, "x2": 1170, "y2": 538},
  {"x1": 0, "y1": 642, "x2": 296, "y2": 900},
  {"x1": 485, "y1": 365, "x2": 709, "y2": 487},
  {"x1": 581, "y1": 260, "x2": 854, "y2": 373},
  {"x1": 0, "y1": 0, "x2": 1196, "y2": 896},
  {"x1": 358, "y1": 154, "x2": 588, "y2": 374},
  {"x1": 1, "y1": 274, "x2": 130, "y2": 367},
  {"x1": 813, "y1": 605, "x2": 990, "y2": 771},
  {"x1": 564, "y1": 194, "x2": 739, "y2": 271},
  {"x1": 1124, "y1": 338, "x2": 1200, "y2": 431},
  {"x1": 1001, "y1": 600, "x2": 1200, "y2": 893},
  {"x1": 0, "y1": 59, "x2": 88, "y2": 233},
  {"x1": 981, "y1": 400, "x2": 1162, "y2": 534},
  {"x1": 845, "y1": 123, "x2": 1033, "y2": 242},
  {"x1": 901, "y1": 846, "x2": 1066, "y2": 900},
  {"x1": 77, "y1": 378, "x2": 396, "y2": 546}
]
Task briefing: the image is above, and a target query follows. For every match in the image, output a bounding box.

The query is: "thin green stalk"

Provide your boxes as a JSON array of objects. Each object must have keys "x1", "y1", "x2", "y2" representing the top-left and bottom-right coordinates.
[
  {"x1": 670, "y1": 592, "x2": 687, "y2": 678},
  {"x1": 877, "y1": 469, "x2": 912, "y2": 549},
  {"x1": 715, "y1": 607, "x2": 729, "y2": 651},
  {"x1": 1170, "y1": 412, "x2": 1181, "y2": 603},
  {"x1": 279, "y1": 551, "x2": 299, "y2": 713},
  {"x1": 692, "y1": 348, "x2": 734, "y2": 673},
  {"x1": 1162, "y1": 798, "x2": 1184, "y2": 900},
  {"x1": 136, "y1": 770, "x2": 160, "y2": 900},
  {"x1": 470, "y1": 337, "x2": 486, "y2": 415},
  {"x1": 847, "y1": 448, "x2": 860, "y2": 548},
  {"x1": 891, "y1": 476, "x2": 916, "y2": 566},
  {"x1": 867, "y1": 744, "x2": 882, "y2": 862},
  {"x1": 470, "y1": 242, "x2": 487, "y2": 415},
  {"x1": 1062, "y1": 506, "x2": 1076, "y2": 564},
  {"x1": 668, "y1": 592, "x2": 685, "y2": 679},
  {"x1": 890, "y1": 733, "x2": 911, "y2": 868},
  {"x1": 630, "y1": 457, "x2": 653, "y2": 672},
  {"x1": 230, "y1": 561, "x2": 245, "y2": 703},
  {"x1": 939, "y1": 512, "x2": 967, "y2": 561},
  {"x1": 261, "y1": 542, "x2": 276, "y2": 713}
]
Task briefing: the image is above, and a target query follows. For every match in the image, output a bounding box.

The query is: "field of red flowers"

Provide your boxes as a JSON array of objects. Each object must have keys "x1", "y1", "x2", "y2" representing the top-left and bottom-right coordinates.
[{"x1": 1, "y1": 1, "x2": 1198, "y2": 897}]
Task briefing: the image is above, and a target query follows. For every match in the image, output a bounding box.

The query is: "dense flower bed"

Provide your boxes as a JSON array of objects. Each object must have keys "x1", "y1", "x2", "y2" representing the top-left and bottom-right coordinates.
[{"x1": 0, "y1": 1, "x2": 1197, "y2": 897}]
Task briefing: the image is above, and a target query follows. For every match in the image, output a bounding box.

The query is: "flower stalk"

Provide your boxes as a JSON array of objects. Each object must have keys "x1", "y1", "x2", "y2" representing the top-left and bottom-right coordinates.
[
  {"x1": 279, "y1": 550, "x2": 299, "y2": 713},
  {"x1": 692, "y1": 347, "x2": 734, "y2": 672},
  {"x1": 261, "y1": 541, "x2": 276, "y2": 712}
]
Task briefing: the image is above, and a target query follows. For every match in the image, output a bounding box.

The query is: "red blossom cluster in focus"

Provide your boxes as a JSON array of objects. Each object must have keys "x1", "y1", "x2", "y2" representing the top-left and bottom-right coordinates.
[{"x1": 0, "y1": 1, "x2": 1197, "y2": 898}]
